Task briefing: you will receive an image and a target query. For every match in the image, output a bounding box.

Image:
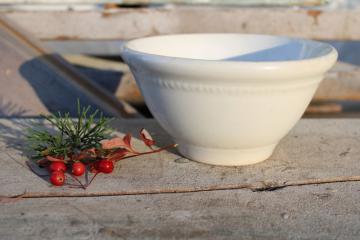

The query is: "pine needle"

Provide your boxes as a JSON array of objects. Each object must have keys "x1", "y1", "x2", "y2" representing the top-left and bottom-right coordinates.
[{"x1": 26, "y1": 101, "x2": 112, "y2": 161}]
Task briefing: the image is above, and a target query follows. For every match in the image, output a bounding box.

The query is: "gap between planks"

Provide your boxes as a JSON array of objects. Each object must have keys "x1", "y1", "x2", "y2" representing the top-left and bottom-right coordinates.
[{"x1": 2, "y1": 176, "x2": 360, "y2": 200}]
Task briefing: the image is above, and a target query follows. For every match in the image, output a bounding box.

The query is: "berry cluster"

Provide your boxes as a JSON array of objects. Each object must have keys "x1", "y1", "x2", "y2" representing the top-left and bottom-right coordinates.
[
  {"x1": 26, "y1": 101, "x2": 176, "y2": 189},
  {"x1": 29, "y1": 129, "x2": 175, "y2": 189},
  {"x1": 47, "y1": 160, "x2": 113, "y2": 186}
]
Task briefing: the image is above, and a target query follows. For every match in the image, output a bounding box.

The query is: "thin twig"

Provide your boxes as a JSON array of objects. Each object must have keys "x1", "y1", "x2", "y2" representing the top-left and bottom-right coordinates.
[
  {"x1": 86, "y1": 172, "x2": 99, "y2": 187},
  {"x1": 116, "y1": 143, "x2": 178, "y2": 162},
  {"x1": 67, "y1": 174, "x2": 86, "y2": 190}
]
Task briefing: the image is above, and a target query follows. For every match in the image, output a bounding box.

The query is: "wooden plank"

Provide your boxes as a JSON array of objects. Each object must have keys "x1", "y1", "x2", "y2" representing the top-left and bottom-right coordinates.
[
  {"x1": 1, "y1": 118, "x2": 360, "y2": 197},
  {"x1": 315, "y1": 62, "x2": 360, "y2": 101},
  {"x1": 63, "y1": 55, "x2": 129, "y2": 72},
  {"x1": 1, "y1": 182, "x2": 360, "y2": 239},
  {"x1": 3, "y1": 6, "x2": 360, "y2": 41},
  {"x1": 0, "y1": 0, "x2": 114, "y2": 3},
  {"x1": 63, "y1": 56, "x2": 360, "y2": 107},
  {"x1": 45, "y1": 40, "x2": 125, "y2": 55},
  {"x1": 305, "y1": 102, "x2": 343, "y2": 114},
  {"x1": 0, "y1": 16, "x2": 140, "y2": 117},
  {"x1": 63, "y1": 55, "x2": 144, "y2": 105},
  {"x1": 0, "y1": 0, "x2": 328, "y2": 5}
]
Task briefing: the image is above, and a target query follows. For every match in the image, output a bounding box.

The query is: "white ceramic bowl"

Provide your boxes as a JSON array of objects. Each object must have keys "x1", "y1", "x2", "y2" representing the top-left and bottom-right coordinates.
[{"x1": 122, "y1": 34, "x2": 337, "y2": 166}]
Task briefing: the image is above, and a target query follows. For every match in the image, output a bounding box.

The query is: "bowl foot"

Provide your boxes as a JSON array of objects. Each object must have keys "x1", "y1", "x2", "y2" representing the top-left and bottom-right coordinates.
[{"x1": 177, "y1": 142, "x2": 277, "y2": 166}]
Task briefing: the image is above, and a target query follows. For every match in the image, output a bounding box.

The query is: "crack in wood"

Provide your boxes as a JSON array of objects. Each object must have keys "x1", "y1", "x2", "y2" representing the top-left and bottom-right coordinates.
[{"x1": 2, "y1": 176, "x2": 360, "y2": 200}]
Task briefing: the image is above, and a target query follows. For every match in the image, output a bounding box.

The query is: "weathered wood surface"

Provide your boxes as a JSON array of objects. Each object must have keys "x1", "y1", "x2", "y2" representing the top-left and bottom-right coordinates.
[
  {"x1": 0, "y1": 16, "x2": 139, "y2": 118},
  {"x1": 0, "y1": 0, "x2": 327, "y2": 6},
  {"x1": 1, "y1": 118, "x2": 360, "y2": 198},
  {"x1": 1, "y1": 118, "x2": 360, "y2": 239},
  {"x1": 2, "y1": 182, "x2": 360, "y2": 239},
  {"x1": 63, "y1": 55, "x2": 360, "y2": 112},
  {"x1": 315, "y1": 62, "x2": 360, "y2": 101},
  {"x1": 63, "y1": 55, "x2": 144, "y2": 105},
  {"x1": 4, "y1": 6, "x2": 360, "y2": 41},
  {"x1": 46, "y1": 40, "x2": 125, "y2": 55}
]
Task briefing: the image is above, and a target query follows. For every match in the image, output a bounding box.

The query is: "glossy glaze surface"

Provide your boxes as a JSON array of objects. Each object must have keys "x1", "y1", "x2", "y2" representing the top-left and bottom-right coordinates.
[{"x1": 122, "y1": 34, "x2": 337, "y2": 166}]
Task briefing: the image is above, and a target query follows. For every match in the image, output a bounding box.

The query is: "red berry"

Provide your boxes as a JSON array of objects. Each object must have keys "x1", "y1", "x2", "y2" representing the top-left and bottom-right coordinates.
[
  {"x1": 48, "y1": 161, "x2": 66, "y2": 173},
  {"x1": 50, "y1": 171, "x2": 65, "y2": 186},
  {"x1": 72, "y1": 162, "x2": 85, "y2": 176},
  {"x1": 97, "y1": 159, "x2": 114, "y2": 174}
]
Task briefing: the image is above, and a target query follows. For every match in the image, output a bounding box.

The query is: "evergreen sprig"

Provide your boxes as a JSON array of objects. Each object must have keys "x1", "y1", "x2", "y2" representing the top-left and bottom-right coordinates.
[{"x1": 27, "y1": 100, "x2": 112, "y2": 160}]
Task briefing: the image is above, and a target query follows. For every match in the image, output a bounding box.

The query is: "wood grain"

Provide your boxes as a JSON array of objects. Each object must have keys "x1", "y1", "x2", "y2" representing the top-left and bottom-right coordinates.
[
  {"x1": 63, "y1": 56, "x2": 360, "y2": 111},
  {"x1": 4, "y1": 6, "x2": 360, "y2": 41},
  {"x1": 1, "y1": 118, "x2": 360, "y2": 197},
  {"x1": 1, "y1": 118, "x2": 360, "y2": 239},
  {"x1": 315, "y1": 62, "x2": 360, "y2": 101},
  {"x1": 1, "y1": 182, "x2": 360, "y2": 239}
]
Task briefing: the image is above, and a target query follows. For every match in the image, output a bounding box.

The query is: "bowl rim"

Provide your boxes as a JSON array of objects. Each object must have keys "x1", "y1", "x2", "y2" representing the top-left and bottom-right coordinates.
[{"x1": 123, "y1": 33, "x2": 338, "y2": 66}]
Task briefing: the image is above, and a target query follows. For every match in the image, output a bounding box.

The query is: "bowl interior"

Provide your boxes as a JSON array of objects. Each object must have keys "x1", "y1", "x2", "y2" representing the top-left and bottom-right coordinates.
[{"x1": 125, "y1": 34, "x2": 334, "y2": 62}]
